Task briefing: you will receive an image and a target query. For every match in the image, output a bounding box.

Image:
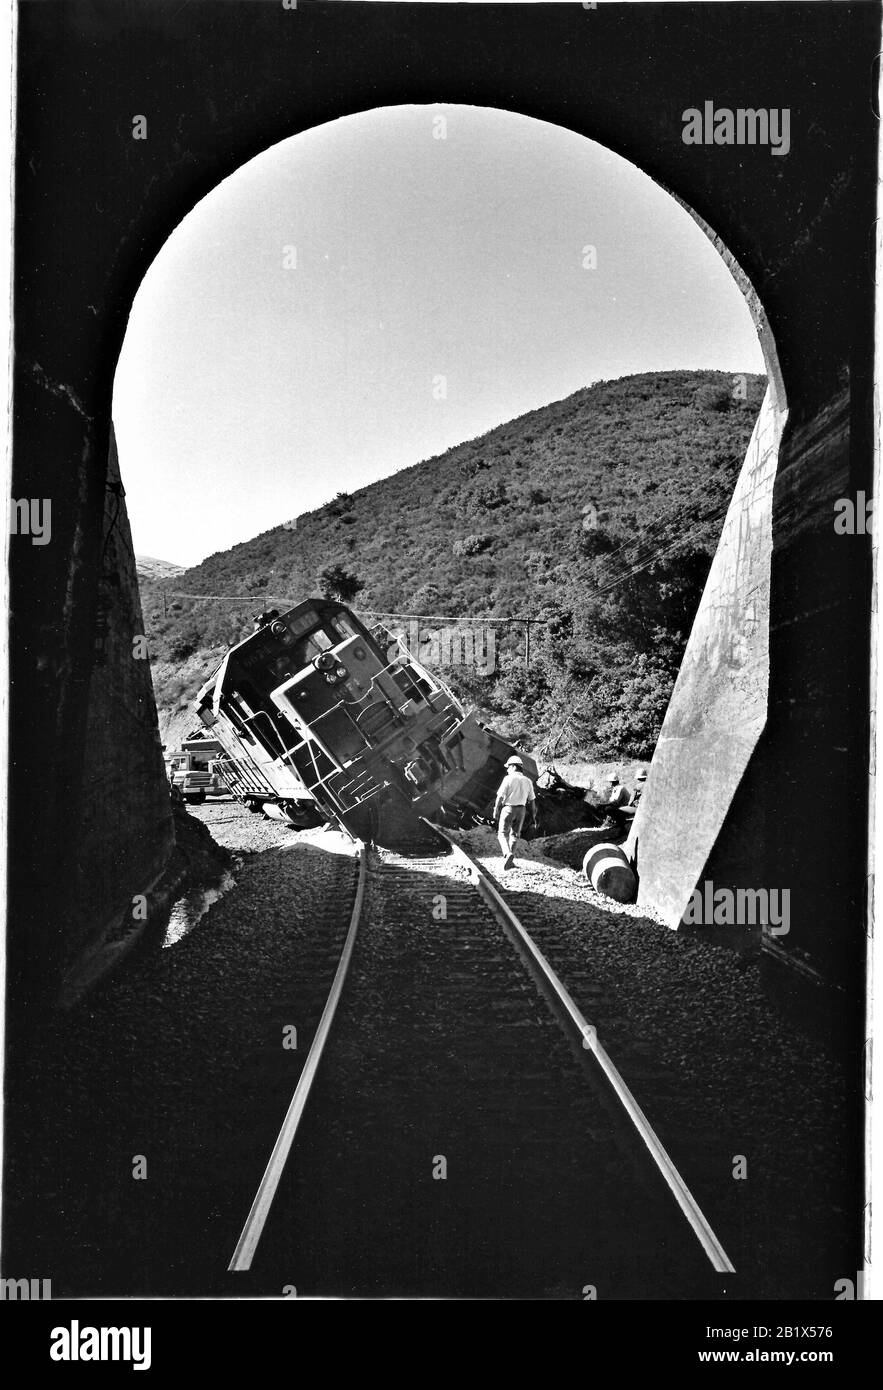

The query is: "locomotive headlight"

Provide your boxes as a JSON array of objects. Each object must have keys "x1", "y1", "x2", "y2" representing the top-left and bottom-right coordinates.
[
  {"x1": 335, "y1": 665, "x2": 348, "y2": 679},
  {"x1": 315, "y1": 652, "x2": 336, "y2": 671},
  {"x1": 324, "y1": 672, "x2": 338, "y2": 685}
]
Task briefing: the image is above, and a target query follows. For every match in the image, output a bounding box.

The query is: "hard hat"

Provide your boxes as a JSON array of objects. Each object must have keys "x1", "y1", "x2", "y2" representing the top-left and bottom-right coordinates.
[
  {"x1": 607, "y1": 774, "x2": 619, "y2": 783},
  {"x1": 505, "y1": 756, "x2": 523, "y2": 768},
  {"x1": 636, "y1": 771, "x2": 648, "y2": 781}
]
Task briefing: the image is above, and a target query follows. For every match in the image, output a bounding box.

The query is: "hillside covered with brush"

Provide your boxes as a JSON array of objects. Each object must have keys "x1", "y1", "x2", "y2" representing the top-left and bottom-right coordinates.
[{"x1": 141, "y1": 369, "x2": 765, "y2": 756}]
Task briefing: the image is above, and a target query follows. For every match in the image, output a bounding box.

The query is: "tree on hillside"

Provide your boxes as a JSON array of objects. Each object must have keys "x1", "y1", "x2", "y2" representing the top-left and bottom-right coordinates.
[{"x1": 317, "y1": 563, "x2": 365, "y2": 603}]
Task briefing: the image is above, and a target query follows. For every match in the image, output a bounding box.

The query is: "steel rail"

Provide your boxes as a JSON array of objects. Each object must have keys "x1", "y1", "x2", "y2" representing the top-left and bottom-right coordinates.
[
  {"x1": 228, "y1": 840, "x2": 367, "y2": 1272},
  {"x1": 430, "y1": 822, "x2": 735, "y2": 1275}
]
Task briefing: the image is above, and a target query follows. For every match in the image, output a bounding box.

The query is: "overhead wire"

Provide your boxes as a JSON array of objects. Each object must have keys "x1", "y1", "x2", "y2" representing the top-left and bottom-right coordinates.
[{"x1": 151, "y1": 484, "x2": 745, "y2": 625}]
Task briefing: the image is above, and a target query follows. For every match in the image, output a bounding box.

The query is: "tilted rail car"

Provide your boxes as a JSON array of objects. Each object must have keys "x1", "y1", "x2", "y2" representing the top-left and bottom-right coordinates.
[{"x1": 194, "y1": 598, "x2": 537, "y2": 843}]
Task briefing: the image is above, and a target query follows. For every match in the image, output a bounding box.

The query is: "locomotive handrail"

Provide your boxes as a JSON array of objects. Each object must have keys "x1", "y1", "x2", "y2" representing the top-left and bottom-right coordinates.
[
  {"x1": 237, "y1": 705, "x2": 343, "y2": 805},
  {"x1": 241, "y1": 707, "x2": 295, "y2": 763},
  {"x1": 302, "y1": 737, "x2": 329, "y2": 799},
  {"x1": 375, "y1": 641, "x2": 439, "y2": 700},
  {"x1": 215, "y1": 709, "x2": 283, "y2": 796}
]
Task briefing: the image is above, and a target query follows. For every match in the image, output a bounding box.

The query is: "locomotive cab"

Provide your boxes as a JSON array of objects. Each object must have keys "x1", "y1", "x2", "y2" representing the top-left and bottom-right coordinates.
[{"x1": 271, "y1": 631, "x2": 444, "y2": 768}]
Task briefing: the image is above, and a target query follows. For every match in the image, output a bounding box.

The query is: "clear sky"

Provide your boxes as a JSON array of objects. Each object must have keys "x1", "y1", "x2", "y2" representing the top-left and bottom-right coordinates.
[{"x1": 113, "y1": 104, "x2": 765, "y2": 568}]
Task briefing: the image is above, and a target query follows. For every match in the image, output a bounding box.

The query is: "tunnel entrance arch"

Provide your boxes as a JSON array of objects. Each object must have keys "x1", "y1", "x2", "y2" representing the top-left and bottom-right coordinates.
[
  {"x1": 110, "y1": 101, "x2": 788, "y2": 981},
  {"x1": 10, "y1": 1, "x2": 873, "y2": 1012}
]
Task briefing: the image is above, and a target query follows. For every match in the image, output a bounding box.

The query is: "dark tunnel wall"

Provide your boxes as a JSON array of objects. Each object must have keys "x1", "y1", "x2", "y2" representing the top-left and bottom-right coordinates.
[
  {"x1": 9, "y1": 0, "x2": 878, "y2": 1004},
  {"x1": 60, "y1": 423, "x2": 175, "y2": 1002}
]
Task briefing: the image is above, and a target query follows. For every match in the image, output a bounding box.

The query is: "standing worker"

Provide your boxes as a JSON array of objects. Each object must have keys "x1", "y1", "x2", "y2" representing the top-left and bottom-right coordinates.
[{"x1": 493, "y1": 755, "x2": 537, "y2": 870}]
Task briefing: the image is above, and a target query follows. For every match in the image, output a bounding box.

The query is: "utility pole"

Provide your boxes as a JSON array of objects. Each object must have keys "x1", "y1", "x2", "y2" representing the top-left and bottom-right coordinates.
[{"x1": 524, "y1": 617, "x2": 531, "y2": 668}]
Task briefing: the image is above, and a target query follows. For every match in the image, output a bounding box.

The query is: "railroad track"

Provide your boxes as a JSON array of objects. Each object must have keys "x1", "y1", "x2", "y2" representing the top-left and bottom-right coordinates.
[
  {"x1": 228, "y1": 822, "x2": 734, "y2": 1297},
  {"x1": 228, "y1": 837, "x2": 367, "y2": 1273}
]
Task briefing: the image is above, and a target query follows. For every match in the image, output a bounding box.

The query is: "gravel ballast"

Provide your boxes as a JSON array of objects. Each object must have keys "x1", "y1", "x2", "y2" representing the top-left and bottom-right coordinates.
[
  {"x1": 2, "y1": 803, "x2": 861, "y2": 1299},
  {"x1": 452, "y1": 825, "x2": 860, "y2": 1297}
]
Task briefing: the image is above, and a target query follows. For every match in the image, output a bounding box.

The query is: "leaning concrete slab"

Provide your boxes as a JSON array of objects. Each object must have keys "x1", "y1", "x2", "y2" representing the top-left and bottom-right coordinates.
[{"x1": 627, "y1": 387, "x2": 786, "y2": 928}]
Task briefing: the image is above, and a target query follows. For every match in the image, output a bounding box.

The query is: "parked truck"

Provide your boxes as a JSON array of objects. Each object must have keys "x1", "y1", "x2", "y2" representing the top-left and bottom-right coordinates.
[{"x1": 164, "y1": 736, "x2": 229, "y2": 804}]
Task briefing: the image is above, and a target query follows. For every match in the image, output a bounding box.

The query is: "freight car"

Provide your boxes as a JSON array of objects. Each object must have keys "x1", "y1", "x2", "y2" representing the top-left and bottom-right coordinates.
[{"x1": 193, "y1": 598, "x2": 536, "y2": 843}]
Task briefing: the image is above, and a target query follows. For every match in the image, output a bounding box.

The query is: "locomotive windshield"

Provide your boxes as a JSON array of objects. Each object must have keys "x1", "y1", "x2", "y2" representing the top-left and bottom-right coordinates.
[{"x1": 238, "y1": 609, "x2": 363, "y2": 683}]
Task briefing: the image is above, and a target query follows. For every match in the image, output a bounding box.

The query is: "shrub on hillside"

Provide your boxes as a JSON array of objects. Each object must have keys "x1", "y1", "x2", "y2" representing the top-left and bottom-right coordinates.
[
  {"x1": 409, "y1": 583, "x2": 443, "y2": 611},
  {"x1": 525, "y1": 549, "x2": 552, "y2": 574},
  {"x1": 694, "y1": 383, "x2": 731, "y2": 413},
  {"x1": 166, "y1": 625, "x2": 202, "y2": 661},
  {"x1": 453, "y1": 534, "x2": 495, "y2": 557},
  {"x1": 326, "y1": 491, "x2": 353, "y2": 517},
  {"x1": 578, "y1": 526, "x2": 616, "y2": 559},
  {"x1": 472, "y1": 480, "x2": 508, "y2": 510},
  {"x1": 589, "y1": 652, "x2": 675, "y2": 758}
]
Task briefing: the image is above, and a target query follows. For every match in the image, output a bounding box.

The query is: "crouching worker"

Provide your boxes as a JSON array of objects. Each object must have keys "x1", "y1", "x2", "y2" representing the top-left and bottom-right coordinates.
[
  {"x1": 598, "y1": 774, "x2": 631, "y2": 835},
  {"x1": 493, "y1": 755, "x2": 537, "y2": 870},
  {"x1": 629, "y1": 770, "x2": 647, "y2": 808}
]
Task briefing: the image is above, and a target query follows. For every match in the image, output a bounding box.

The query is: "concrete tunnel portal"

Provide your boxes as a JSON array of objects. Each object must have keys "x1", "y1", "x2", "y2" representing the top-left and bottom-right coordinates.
[{"x1": 8, "y1": 2, "x2": 876, "y2": 1021}]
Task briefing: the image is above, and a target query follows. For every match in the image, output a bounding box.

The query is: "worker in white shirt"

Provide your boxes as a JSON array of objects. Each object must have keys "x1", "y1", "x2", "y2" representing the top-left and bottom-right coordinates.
[
  {"x1": 601, "y1": 773, "x2": 631, "y2": 833},
  {"x1": 493, "y1": 755, "x2": 537, "y2": 869},
  {"x1": 606, "y1": 774, "x2": 630, "y2": 808}
]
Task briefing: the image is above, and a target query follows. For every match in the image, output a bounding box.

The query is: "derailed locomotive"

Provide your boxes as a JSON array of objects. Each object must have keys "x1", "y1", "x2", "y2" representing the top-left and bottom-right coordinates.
[{"x1": 194, "y1": 598, "x2": 537, "y2": 844}]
